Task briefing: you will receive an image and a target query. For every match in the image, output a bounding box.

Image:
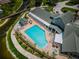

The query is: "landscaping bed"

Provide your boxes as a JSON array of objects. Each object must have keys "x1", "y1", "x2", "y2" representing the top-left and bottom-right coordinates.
[
  {"x1": 7, "y1": 27, "x2": 28, "y2": 59},
  {"x1": 15, "y1": 32, "x2": 50, "y2": 59},
  {"x1": 66, "y1": 1, "x2": 79, "y2": 6},
  {"x1": 61, "y1": 7, "x2": 79, "y2": 13}
]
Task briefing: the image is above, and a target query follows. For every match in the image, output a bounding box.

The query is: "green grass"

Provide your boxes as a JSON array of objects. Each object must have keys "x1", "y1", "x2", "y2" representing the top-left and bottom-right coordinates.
[
  {"x1": 61, "y1": 7, "x2": 79, "y2": 13},
  {"x1": 0, "y1": 35, "x2": 14, "y2": 59},
  {"x1": 7, "y1": 16, "x2": 28, "y2": 59},
  {"x1": 7, "y1": 27, "x2": 27, "y2": 59},
  {"x1": 12, "y1": 0, "x2": 23, "y2": 12},
  {"x1": 66, "y1": 1, "x2": 79, "y2": 6}
]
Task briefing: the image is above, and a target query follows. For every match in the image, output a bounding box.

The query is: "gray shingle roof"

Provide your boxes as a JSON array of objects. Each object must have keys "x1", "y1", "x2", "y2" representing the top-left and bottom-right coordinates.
[
  {"x1": 62, "y1": 23, "x2": 79, "y2": 54},
  {"x1": 60, "y1": 11, "x2": 74, "y2": 25},
  {"x1": 29, "y1": 8, "x2": 75, "y2": 34},
  {"x1": 29, "y1": 7, "x2": 59, "y2": 24},
  {"x1": 52, "y1": 17, "x2": 65, "y2": 31}
]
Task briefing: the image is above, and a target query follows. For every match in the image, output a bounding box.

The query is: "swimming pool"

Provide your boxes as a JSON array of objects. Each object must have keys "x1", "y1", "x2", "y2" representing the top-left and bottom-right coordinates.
[{"x1": 24, "y1": 25, "x2": 47, "y2": 48}]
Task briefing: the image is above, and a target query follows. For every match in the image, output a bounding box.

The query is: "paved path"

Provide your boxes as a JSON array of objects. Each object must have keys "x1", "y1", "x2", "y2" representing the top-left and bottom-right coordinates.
[
  {"x1": 53, "y1": 1, "x2": 79, "y2": 14},
  {"x1": 11, "y1": 13, "x2": 41, "y2": 59},
  {"x1": 0, "y1": 18, "x2": 9, "y2": 27}
]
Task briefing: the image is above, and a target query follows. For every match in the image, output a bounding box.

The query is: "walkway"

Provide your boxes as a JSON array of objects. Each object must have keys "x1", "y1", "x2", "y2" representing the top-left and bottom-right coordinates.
[
  {"x1": 53, "y1": 1, "x2": 79, "y2": 14},
  {"x1": 11, "y1": 13, "x2": 41, "y2": 59},
  {"x1": 0, "y1": 18, "x2": 9, "y2": 27}
]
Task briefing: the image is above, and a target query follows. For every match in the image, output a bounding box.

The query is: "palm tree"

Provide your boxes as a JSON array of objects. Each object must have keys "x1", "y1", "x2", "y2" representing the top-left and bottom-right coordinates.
[
  {"x1": 42, "y1": 0, "x2": 48, "y2": 5},
  {"x1": 35, "y1": 0, "x2": 42, "y2": 7},
  {"x1": 28, "y1": 0, "x2": 35, "y2": 9}
]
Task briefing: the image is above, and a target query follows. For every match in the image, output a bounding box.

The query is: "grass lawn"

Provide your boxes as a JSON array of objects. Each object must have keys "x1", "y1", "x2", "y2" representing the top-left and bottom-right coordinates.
[
  {"x1": 61, "y1": 7, "x2": 79, "y2": 13},
  {"x1": 12, "y1": 0, "x2": 23, "y2": 12},
  {"x1": 7, "y1": 27, "x2": 28, "y2": 59},
  {"x1": 66, "y1": 1, "x2": 79, "y2": 6},
  {"x1": 0, "y1": 35, "x2": 14, "y2": 59}
]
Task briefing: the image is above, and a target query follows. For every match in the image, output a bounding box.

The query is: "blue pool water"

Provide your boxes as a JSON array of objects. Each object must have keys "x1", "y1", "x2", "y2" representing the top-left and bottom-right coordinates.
[{"x1": 25, "y1": 25, "x2": 48, "y2": 48}]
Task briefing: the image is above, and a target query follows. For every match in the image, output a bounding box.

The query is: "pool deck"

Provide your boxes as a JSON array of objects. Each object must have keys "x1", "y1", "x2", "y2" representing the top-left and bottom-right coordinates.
[
  {"x1": 18, "y1": 16, "x2": 69, "y2": 59},
  {"x1": 19, "y1": 17, "x2": 55, "y2": 56}
]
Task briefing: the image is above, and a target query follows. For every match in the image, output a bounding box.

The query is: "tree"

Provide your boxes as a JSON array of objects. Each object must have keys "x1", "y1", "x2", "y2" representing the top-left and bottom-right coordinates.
[
  {"x1": 69, "y1": 0, "x2": 79, "y2": 5},
  {"x1": 49, "y1": 0, "x2": 59, "y2": 6},
  {"x1": 28, "y1": 0, "x2": 35, "y2": 8},
  {"x1": 35, "y1": 0, "x2": 42, "y2": 7},
  {"x1": 70, "y1": 0, "x2": 79, "y2": 3},
  {"x1": 42, "y1": 0, "x2": 49, "y2": 5},
  {"x1": 42, "y1": 0, "x2": 59, "y2": 6}
]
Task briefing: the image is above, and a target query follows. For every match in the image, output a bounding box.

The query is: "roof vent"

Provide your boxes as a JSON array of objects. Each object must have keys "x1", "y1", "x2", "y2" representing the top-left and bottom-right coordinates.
[{"x1": 50, "y1": 16, "x2": 53, "y2": 20}]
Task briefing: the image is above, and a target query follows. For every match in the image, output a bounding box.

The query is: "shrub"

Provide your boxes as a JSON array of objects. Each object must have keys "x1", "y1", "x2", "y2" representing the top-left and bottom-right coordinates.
[
  {"x1": 61, "y1": 7, "x2": 79, "y2": 13},
  {"x1": 66, "y1": 1, "x2": 79, "y2": 6}
]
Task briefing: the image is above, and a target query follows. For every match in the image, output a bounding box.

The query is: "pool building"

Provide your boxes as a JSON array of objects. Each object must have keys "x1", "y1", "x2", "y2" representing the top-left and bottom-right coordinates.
[
  {"x1": 28, "y1": 7, "x2": 74, "y2": 34},
  {"x1": 18, "y1": 7, "x2": 77, "y2": 58},
  {"x1": 19, "y1": 16, "x2": 54, "y2": 56}
]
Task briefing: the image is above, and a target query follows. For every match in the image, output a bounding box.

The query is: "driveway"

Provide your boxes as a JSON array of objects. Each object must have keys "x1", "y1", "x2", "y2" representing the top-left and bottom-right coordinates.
[{"x1": 53, "y1": 1, "x2": 79, "y2": 14}]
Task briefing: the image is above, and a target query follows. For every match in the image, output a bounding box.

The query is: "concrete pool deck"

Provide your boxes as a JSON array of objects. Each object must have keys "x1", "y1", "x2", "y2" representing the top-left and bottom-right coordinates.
[
  {"x1": 11, "y1": 21, "x2": 41, "y2": 59},
  {"x1": 19, "y1": 17, "x2": 59, "y2": 56}
]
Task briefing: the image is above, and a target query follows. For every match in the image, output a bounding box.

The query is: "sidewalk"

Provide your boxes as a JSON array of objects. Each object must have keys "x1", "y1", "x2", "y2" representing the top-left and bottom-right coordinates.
[{"x1": 0, "y1": 18, "x2": 9, "y2": 27}]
